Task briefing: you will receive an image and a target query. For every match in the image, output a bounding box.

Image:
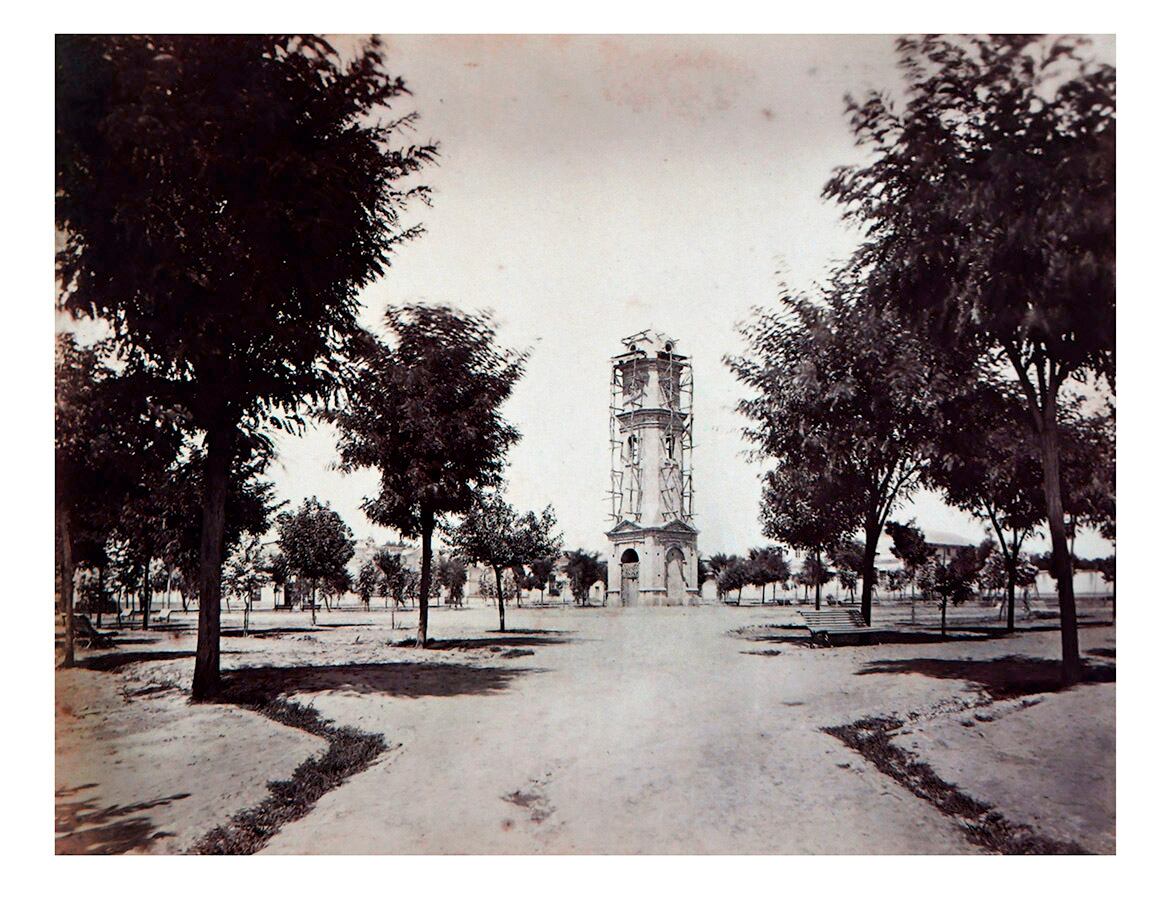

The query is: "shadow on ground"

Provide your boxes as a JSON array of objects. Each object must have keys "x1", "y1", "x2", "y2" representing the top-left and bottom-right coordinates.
[
  {"x1": 216, "y1": 661, "x2": 537, "y2": 704},
  {"x1": 856, "y1": 655, "x2": 1116, "y2": 699},
  {"x1": 394, "y1": 633, "x2": 572, "y2": 651},
  {"x1": 56, "y1": 791, "x2": 190, "y2": 855},
  {"x1": 76, "y1": 650, "x2": 193, "y2": 672}
]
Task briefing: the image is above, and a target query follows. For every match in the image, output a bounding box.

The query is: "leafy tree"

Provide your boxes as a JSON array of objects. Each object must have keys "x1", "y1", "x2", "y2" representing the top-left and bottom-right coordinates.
[
  {"x1": 355, "y1": 559, "x2": 379, "y2": 610},
  {"x1": 795, "y1": 553, "x2": 835, "y2": 608},
  {"x1": 276, "y1": 498, "x2": 355, "y2": 625},
  {"x1": 831, "y1": 540, "x2": 866, "y2": 604},
  {"x1": 886, "y1": 520, "x2": 933, "y2": 601},
  {"x1": 718, "y1": 558, "x2": 754, "y2": 604},
  {"x1": 885, "y1": 568, "x2": 910, "y2": 600},
  {"x1": 758, "y1": 459, "x2": 857, "y2": 610},
  {"x1": 436, "y1": 556, "x2": 468, "y2": 608},
  {"x1": 55, "y1": 335, "x2": 185, "y2": 662},
  {"x1": 705, "y1": 553, "x2": 737, "y2": 601},
  {"x1": 1059, "y1": 405, "x2": 1116, "y2": 557},
  {"x1": 326, "y1": 306, "x2": 526, "y2": 646},
  {"x1": 918, "y1": 380, "x2": 1047, "y2": 627},
  {"x1": 730, "y1": 289, "x2": 954, "y2": 624},
  {"x1": 452, "y1": 494, "x2": 562, "y2": 629},
  {"x1": 57, "y1": 34, "x2": 435, "y2": 699},
  {"x1": 223, "y1": 533, "x2": 269, "y2": 636},
  {"x1": 564, "y1": 549, "x2": 608, "y2": 607},
  {"x1": 526, "y1": 557, "x2": 555, "y2": 605},
  {"x1": 826, "y1": 34, "x2": 1114, "y2": 683},
  {"x1": 924, "y1": 557, "x2": 977, "y2": 636},
  {"x1": 373, "y1": 551, "x2": 411, "y2": 627}
]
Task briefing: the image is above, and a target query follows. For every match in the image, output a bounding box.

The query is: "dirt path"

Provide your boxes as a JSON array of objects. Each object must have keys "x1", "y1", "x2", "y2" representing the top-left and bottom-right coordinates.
[{"x1": 261, "y1": 608, "x2": 990, "y2": 854}]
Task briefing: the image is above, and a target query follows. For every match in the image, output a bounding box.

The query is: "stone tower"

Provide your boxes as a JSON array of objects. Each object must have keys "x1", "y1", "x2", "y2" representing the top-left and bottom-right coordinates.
[{"x1": 606, "y1": 330, "x2": 699, "y2": 606}]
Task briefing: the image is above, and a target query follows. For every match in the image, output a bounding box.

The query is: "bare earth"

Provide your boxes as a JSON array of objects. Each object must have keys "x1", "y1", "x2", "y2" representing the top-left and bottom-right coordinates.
[{"x1": 55, "y1": 603, "x2": 1116, "y2": 855}]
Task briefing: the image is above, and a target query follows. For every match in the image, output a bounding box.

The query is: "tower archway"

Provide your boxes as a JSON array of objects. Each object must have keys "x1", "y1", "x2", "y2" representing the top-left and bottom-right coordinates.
[{"x1": 620, "y1": 548, "x2": 639, "y2": 607}]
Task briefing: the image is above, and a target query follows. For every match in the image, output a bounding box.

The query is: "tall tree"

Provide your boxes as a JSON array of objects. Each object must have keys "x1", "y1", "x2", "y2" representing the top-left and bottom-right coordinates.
[
  {"x1": 355, "y1": 558, "x2": 382, "y2": 610},
  {"x1": 55, "y1": 335, "x2": 184, "y2": 664},
  {"x1": 825, "y1": 34, "x2": 1114, "y2": 682},
  {"x1": 705, "y1": 553, "x2": 737, "y2": 601},
  {"x1": 563, "y1": 549, "x2": 608, "y2": 607},
  {"x1": 452, "y1": 495, "x2": 562, "y2": 630},
  {"x1": 436, "y1": 556, "x2": 469, "y2": 608},
  {"x1": 57, "y1": 34, "x2": 435, "y2": 699},
  {"x1": 326, "y1": 306, "x2": 527, "y2": 646},
  {"x1": 926, "y1": 382, "x2": 1046, "y2": 630},
  {"x1": 729, "y1": 290, "x2": 955, "y2": 623},
  {"x1": 831, "y1": 540, "x2": 866, "y2": 605},
  {"x1": 276, "y1": 498, "x2": 355, "y2": 625},
  {"x1": 223, "y1": 533, "x2": 269, "y2": 636},
  {"x1": 757, "y1": 459, "x2": 858, "y2": 610}
]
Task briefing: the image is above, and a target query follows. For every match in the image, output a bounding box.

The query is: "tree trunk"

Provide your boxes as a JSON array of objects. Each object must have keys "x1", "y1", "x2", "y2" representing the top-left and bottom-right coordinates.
[
  {"x1": 96, "y1": 563, "x2": 105, "y2": 628},
  {"x1": 58, "y1": 505, "x2": 76, "y2": 668},
  {"x1": 940, "y1": 594, "x2": 947, "y2": 637},
  {"x1": 861, "y1": 523, "x2": 881, "y2": 625},
  {"x1": 191, "y1": 420, "x2": 236, "y2": 701},
  {"x1": 416, "y1": 508, "x2": 433, "y2": 647},
  {"x1": 495, "y1": 566, "x2": 506, "y2": 632},
  {"x1": 141, "y1": 557, "x2": 151, "y2": 630},
  {"x1": 1038, "y1": 396, "x2": 1082, "y2": 684},
  {"x1": 311, "y1": 583, "x2": 317, "y2": 625}
]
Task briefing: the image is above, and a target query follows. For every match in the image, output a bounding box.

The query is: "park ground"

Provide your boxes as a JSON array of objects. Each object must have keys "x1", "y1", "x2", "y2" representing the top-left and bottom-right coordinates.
[{"x1": 55, "y1": 600, "x2": 1115, "y2": 855}]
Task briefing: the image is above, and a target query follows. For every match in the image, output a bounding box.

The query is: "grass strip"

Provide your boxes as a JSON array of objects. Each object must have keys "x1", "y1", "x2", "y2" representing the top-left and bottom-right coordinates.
[
  {"x1": 189, "y1": 698, "x2": 388, "y2": 855},
  {"x1": 824, "y1": 716, "x2": 1087, "y2": 855}
]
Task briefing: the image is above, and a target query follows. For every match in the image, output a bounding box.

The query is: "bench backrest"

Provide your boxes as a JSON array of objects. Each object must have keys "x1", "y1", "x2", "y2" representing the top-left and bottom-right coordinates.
[{"x1": 798, "y1": 608, "x2": 868, "y2": 629}]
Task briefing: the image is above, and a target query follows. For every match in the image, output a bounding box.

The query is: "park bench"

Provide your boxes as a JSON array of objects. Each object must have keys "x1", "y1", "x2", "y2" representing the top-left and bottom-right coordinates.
[
  {"x1": 73, "y1": 614, "x2": 115, "y2": 649},
  {"x1": 797, "y1": 608, "x2": 883, "y2": 647}
]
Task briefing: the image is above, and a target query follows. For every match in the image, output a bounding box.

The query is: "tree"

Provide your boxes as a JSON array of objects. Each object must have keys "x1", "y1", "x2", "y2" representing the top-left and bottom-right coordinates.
[
  {"x1": 276, "y1": 498, "x2": 355, "y2": 625},
  {"x1": 927, "y1": 380, "x2": 1049, "y2": 630},
  {"x1": 729, "y1": 290, "x2": 952, "y2": 623},
  {"x1": 326, "y1": 306, "x2": 527, "y2": 646},
  {"x1": 526, "y1": 557, "x2": 555, "y2": 605},
  {"x1": 795, "y1": 554, "x2": 835, "y2": 608},
  {"x1": 886, "y1": 520, "x2": 932, "y2": 599},
  {"x1": 355, "y1": 559, "x2": 379, "y2": 610},
  {"x1": 925, "y1": 557, "x2": 977, "y2": 637},
  {"x1": 56, "y1": 335, "x2": 185, "y2": 663},
  {"x1": 831, "y1": 540, "x2": 866, "y2": 605},
  {"x1": 451, "y1": 494, "x2": 562, "y2": 630},
  {"x1": 374, "y1": 551, "x2": 411, "y2": 627},
  {"x1": 223, "y1": 533, "x2": 269, "y2": 636},
  {"x1": 706, "y1": 553, "x2": 737, "y2": 601},
  {"x1": 436, "y1": 556, "x2": 468, "y2": 608},
  {"x1": 718, "y1": 558, "x2": 754, "y2": 604},
  {"x1": 57, "y1": 35, "x2": 436, "y2": 699},
  {"x1": 564, "y1": 549, "x2": 608, "y2": 607},
  {"x1": 758, "y1": 460, "x2": 857, "y2": 610},
  {"x1": 826, "y1": 34, "x2": 1114, "y2": 683}
]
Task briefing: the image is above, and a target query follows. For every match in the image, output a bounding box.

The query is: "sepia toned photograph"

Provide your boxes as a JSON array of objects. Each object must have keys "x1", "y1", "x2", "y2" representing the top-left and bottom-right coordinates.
[{"x1": 53, "y1": 32, "x2": 1116, "y2": 857}]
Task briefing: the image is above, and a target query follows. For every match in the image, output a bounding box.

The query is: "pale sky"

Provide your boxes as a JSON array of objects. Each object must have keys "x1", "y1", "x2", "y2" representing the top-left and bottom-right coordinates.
[{"x1": 127, "y1": 35, "x2": 1125, "y2": 558}]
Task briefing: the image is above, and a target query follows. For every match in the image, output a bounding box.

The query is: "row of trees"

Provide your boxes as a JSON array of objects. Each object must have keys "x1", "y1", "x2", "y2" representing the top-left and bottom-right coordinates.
[
  {"x1": 55, "y1": 36, "x2": 565, "y2": 695},
  {"x1": 727, "y1": 35, "x2": 1114, "y2": 683}
]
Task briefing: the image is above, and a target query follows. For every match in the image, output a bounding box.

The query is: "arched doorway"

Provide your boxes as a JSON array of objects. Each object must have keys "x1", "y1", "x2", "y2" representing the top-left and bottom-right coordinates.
[
  {"x1": 621, "y1": 549, "x2": 639, "y2": 607},
  {"x1": 665, "y1": 547, "x2": 686, "y2": 605}
]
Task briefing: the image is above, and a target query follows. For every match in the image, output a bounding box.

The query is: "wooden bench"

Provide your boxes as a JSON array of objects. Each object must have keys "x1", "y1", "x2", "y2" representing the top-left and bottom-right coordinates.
[
  {"x1": 74, "y1": 614, "x2": 115, "y2": 649},
  {"x1": 798, "y1": 608, "x2": 882, "y2": 646}
]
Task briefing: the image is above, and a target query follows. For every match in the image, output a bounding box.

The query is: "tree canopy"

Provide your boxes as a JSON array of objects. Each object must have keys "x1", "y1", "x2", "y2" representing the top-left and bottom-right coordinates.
[
  {"x1": 451, "y1": 494, "x2": 562, "y2": 629},
  {"x1": 327, "y1": 305, "x2": 528, "y2": 644},
  {"x1": 729, "y1": 289, "x2": 957, "y2": 622},
  {"x1": 825, "y1": 34, "x2": 1114, "y2": 682},
  {"x1": 56, "y1": 34, "x2": 436, "y2": 698}
]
